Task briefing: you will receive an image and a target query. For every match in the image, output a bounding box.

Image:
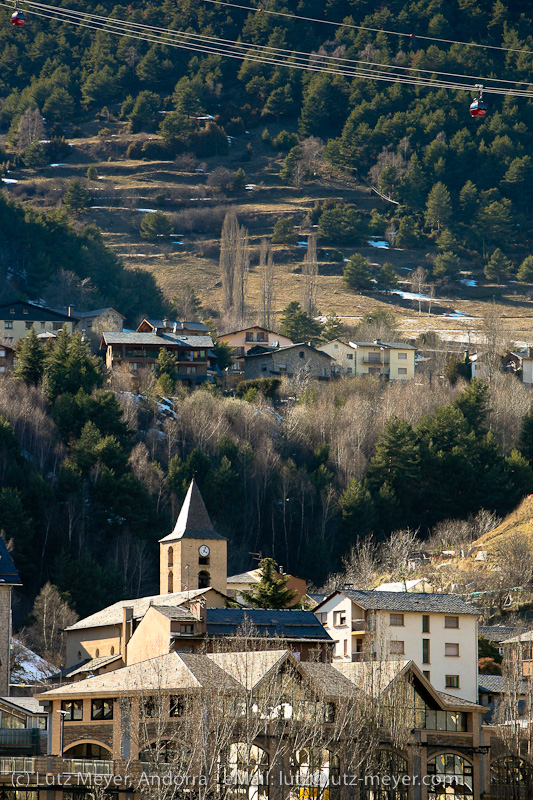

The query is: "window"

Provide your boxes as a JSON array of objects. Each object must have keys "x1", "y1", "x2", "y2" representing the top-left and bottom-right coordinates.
[
  {"x1": 423, "y1": 639, "x2": 430, "y2": 663},
  {"x1": 390, "y1": 640, "x2": 405, "y2": 654},
  {"x1": 324, "y1": 702, "x2": 335, "y2": 723},
  {"x1": 40, "y1": 322, "x2": 45, "y2": 330},
  {"x1": 168, "y1": 546, "x2": 173, "y2": 568},
  {"x1": 131, "y1": 363, "x2": 138, "y2": 371},
  {"x1": 142, "y1": 697, "x2": 158, "y2": 718},
  {"x1": 346, "y1": 368, "x2": 352, "y2": 374},
  {"x1": 261, "y1": 364, "x2": 267, "y2": 371},
  {"x1": 9, "y1": 309, "x2": 14, "y2": 314},
  {"x1": 0, "y1": 367, "x2": 4, "y2": 374},
  {"x1": 110, "y1": 646, "x2": 115, "y2": 655},
  {"x1": 299, "y1": 351, "x2": 304, "y2": 358},
  {"x1": 398, "y1": 353, "x2": 407, "y2": 359},
  {"x1": 343, "y1": 639, "x2": 348, "y2": 656},
  {"x1": 0, "y1": 351, "x2": 4, "y2": 358},
  {"x1": 368, "y1": 352, "x2": 381, "y2": 362},
  {"x1": 25, "y1": 321, "x2": 32, "y2": 330},
  {"x1": 445, "y1": 643, "x2": 460, "y2": 657},
  {"x1": 53, "y1": 322, "x2": 63, "y2": 330},
  {"x1": 389, "y1": 613, "x2": 404, "y2": 626},
  {"x1": 347, "y1": 353, "x2": 353, "y2": 359},
  {"x1": 279, "y1": 364, "x2": 287, "y2": 371},
  {"x1": 333, "y1": 344, "x2": 338, "y2": 349},
  {"x1": 91, "y1": 699, "x2": 114, "y2": 720},
  {"x1": 168, "y1": 571, "x2": 173, "y2": 593},
  {"x1": 95, "y1": 649, "x2": 99, "y2": 657},
  {"x1": 199, "y1": 555, "x2": 209, "y2": 565},
  {"x1": 422, "y1": 615, "x2": 430, "y2": 633},
  {"x1": 61, "y1": 700, "x2": 83, "y2": 721},
  {"x1": 445, "y1": 675, "x2": 460, "y2": 689},
  {"x1": 398, "y1": 368, "x2": 407, "y2": 375},
  {"x1": 186, "y1": 366, "x2": 197, "y2": 374},
  {"x1": 245, "y1": 332, "x2": 254, "y2": 342},
  {"x1": 22, "y1": 308, "x2": 28, "y2": 315},
  {"x1": 170, "y1": 696, "x2": 186, "y2": 717},
  {"x1": 4, "y1": 322, "x2": 12, "y2": 329},
  {"x1": 427, "y1": 755, "x2": 473, "y2": 800},
  {"x1": 333, "y1": 610, "x2": 346, "y2": 626},
  {"x1": 423, "y1": 670, "x2": 430, "y2": 681},
  {"x1": 181, "y1": 623, "x2": 194, "y2": 634},
  {"x1": 198, "y1": 570, "x2": 210, "y2": 588},
  {"x1": 316, "y1": 612, "x2": 327, "y2": 624},
  {"x1": 445, "y1": 616, "x2": 459, "y2": 628}
]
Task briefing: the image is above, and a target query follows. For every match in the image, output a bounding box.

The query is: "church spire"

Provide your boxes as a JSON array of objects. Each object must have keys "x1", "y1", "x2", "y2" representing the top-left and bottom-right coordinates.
[{"x1": 159, "y1": 479, "x2": 226, "y2": 542}]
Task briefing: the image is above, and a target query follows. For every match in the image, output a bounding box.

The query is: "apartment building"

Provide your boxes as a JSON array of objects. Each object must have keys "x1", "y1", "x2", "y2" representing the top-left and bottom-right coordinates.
[
  {"x1": 0, "y1": 301, "x2": 77, "y2": 345},
  {"x1": 349, "y1": 340, "x2": 416, "y2": 380},
  {"x1": 314, "y1": 589, "x2": 479, "y2": 702}
]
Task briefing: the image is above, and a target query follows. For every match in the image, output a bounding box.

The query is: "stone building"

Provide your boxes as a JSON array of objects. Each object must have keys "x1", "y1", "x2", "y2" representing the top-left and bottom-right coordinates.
[{"x1": 244, "y1": 343, "x2": 333, "y2": 381}]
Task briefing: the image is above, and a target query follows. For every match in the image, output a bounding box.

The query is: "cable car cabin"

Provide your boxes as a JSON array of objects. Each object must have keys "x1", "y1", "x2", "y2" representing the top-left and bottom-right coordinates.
[
  {"x1": 469, "y1": 98, "x2": 487, "y2": 118},
  {"x1": 11, "y1": 10, "x2": 25, "y2": 25}
]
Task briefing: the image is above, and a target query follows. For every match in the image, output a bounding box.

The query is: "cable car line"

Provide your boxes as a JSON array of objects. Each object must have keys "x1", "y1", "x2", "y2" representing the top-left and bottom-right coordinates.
[
  {"x1": 198, "y1": 0, "x2": 533, "y2": 58},
  {"x1": 5, "y1": 0, "x2": 533, "y2": 100}
]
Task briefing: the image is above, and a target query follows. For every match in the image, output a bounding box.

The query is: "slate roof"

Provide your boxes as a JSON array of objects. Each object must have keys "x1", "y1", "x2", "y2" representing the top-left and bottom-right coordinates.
[
  {"x1": 0, "y1": 696, "x2": 47, "y2": 716},
  {"x1": 0, "y1": 537, "x2": 21, "y2": 585},
  {"x1": 227, "y1": 570, "x2": 260, "y2": 585},
  {"x1": 0, "y1": 301, "x2": 77, "y2": 323},
  {"x1": 205, "y1": 608, "x2": 333, "y2": 641},
  {"x1": 101, "y1": 332, "x2": 213, "y2": 348},
  {"x1": 478, "y1": 674, "x2": 506, "y2": 694},
  {"x1": 159, "y1": 479, "x2": 226, "y2": 542},
  {"x1": 141, "y1": 319, "x2": 208, "y2": 333},
  {"x1": 65, "y1": 588, "x2": 218, "y2": 631},
  {"x1": 307, "y1": 593, "x2": 327, "y2": 606},
  {"x1": 153, "y1": 606, "x2": 198, "y2": 622},
  {"x1": 317, "y1": 589, "x2": 477, "y2": 615},
  {"x1": 245, "y1": 343, "x2": 333, "y2": 360},
  {"x1": 74, "y1": 307, "x2": 125, "y2": 319},
  {"x1": 61, "y1": 654, "x2": 122, "y2": 679},
  {"x1": 479, "y1": 625, "x2": 517, "y2": 643},
  {"x1": 500, "y1": 629, "x2": 533, "y2": 644},
  {"x1": 207, "y1": 649, "x2": 289, "y2": 691}
]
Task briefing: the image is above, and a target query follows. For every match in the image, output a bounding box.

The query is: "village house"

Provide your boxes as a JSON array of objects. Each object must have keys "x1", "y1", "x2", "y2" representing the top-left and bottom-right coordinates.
[
  {"x1": 136, "y1": 318, "x2": 209, "y2": 336},
  {"x1": 317, "y1": 339, "x2": 356, "y2": 376},
  {"x1": 226, "y1": 567, "x2": 307, "y2": 605},
  {"x1": 0, "y1": 301, "x2": 77, "y2": 345},
  {"x1": 0, "y1": 342, "x2": 14, "y2": 374},
  {"x1": 314, "y1": 589, "x2": 479, "y2": 703},
  {"x1": 506, "y1": 346, "x2": 533, "y2": 384},
  {"x1": 244, "y1": 342, "x2": 333, "y2": 381},
  {"x1": 217, "y1": 326, "x2": 293, "y2": 372},
  {"x1": 100, "y1": 331, "x2": 217, "y2": 386},
  {"x1": 349, "y1": 340, "x2": 416, "y2": 380}
]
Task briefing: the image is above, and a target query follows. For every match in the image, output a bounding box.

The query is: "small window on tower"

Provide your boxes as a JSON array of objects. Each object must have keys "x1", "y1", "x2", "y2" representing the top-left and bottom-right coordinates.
[
  {"x1": 168, "y1": 546, "x2": 173, "y2": 568},
  {"x1": 198, "y1": 570, "x2": 210, "y2": 589},
  {"x1": 168, "y1": 570, "x2": 173, "y2": 593}
]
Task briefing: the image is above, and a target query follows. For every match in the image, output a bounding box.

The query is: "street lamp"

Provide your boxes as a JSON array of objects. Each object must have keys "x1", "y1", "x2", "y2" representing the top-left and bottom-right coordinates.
[{"x1": 57, "y1": 709, "x2": 68, "y2": 757}]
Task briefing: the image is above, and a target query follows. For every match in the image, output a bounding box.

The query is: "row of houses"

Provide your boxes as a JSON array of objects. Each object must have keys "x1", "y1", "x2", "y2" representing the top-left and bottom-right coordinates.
[{"x1": 0, "y1": 482, "x2": 528, "y2": 798}]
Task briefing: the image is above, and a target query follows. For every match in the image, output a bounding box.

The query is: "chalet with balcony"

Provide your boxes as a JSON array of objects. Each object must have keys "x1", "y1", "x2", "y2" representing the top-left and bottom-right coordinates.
[
  {"x1": 217, "y1": 326, "x2": 293, "y2": 372},
  {"x1": 349, "y1": 340, "x2": 416, "y2": 380},
  {"x1": 100, "y1": 331, "x2": 216, "y2": 386},
  {"x1": 314, "y1": 589, "x2": 479, "y2": 702}
]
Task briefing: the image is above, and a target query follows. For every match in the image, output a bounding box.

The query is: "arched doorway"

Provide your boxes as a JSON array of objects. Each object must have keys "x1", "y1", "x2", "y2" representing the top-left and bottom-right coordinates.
[
  {"x1": 198, "y1": 570, "x2": 210, "y2": 588},
  {"x1": 427, "y1": 754, "x2": 473, "y2": 799},
  {"x1": 364, "y1": 750, "x2": 408, "y2": 800},
  {"x1": 220, "y1": 742, "x2": 269, "y2": 800}
]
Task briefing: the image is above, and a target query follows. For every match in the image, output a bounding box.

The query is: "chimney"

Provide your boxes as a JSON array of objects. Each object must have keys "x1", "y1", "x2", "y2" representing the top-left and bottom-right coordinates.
[
  {"x1": 163, "y1": 318, "x2": 169, "y2": 330},
  {"x1": 279, "y1": 565, "x2": 284, "y2": 574},
  {"x1": 122, "y1": 607, "x2": 133, "y2": 660},
  {"x1": 189, "y1": 599, "x2": 207, "y2": 634},
  {"x1": 68, "y1": 305, "x2": 74, "y2": 318},
  {"x1": 173, "y1": 322, "x2": 177, "y2": 334}
]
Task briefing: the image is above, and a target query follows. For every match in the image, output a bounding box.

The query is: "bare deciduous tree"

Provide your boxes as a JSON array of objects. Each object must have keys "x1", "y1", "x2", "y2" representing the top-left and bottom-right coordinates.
[
  {"x1": 219, "y1": 211, "x2": 249, "y2": 325},
  {"x1": 258, "y1": 238, "x2": 276, "y2": 329},
  {"x1": 301, "y1": 233, "x2": 318, "y2": 316},
  {"x1": 16, "y1": 107, "x2": 45, "y2": 152},
  {"x1": 20, "y1": 582, "x2": 78, "y2": 665}
]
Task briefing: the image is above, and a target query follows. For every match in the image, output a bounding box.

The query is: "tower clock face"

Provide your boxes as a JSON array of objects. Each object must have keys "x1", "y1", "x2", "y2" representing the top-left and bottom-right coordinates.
[{"x1": 199, "y1": 545, "x2": 210, "y2": 557}]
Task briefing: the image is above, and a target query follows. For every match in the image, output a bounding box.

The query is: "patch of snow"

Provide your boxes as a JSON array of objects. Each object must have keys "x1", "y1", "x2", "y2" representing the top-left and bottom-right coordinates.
[
  {"x1": 245, "y1": 184, "x2": 256, "y2": 191},
  {"x1": 460, "y1": 278, "x2": 477, "y2": 287},
  {"x1": 367, "y1": 239, "x2": 389, "y2": 248},
  {"x1": 391, "y1": 289, "x2": 433, "y2": 301},
  {"x1": 2, "y1": 178, "x2": 18, "y2": 184},
  {"x1": 137, "y1": 208, "x2": 157, "y2": 213},
  {"x1": 442, "y1": 311, "x2": 474, "y2": 319},
  {"x1": 11, "y1": 639, "x2": 56, "y2": 683},
  {"x1": 49, "y1": 163, "x2": 67, "y2": 167},
  {"x1": 195, "y1": 168, "x2": 205, "y2": 172},
  {"x1": 298, "y1": 241, "x2": 308, "y2": 247}
]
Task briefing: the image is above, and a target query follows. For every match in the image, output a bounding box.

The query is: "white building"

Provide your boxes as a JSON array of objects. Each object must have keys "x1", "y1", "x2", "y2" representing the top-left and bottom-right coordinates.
[
  {"x1": 317, "y1": 339, "x2": 355, "y2": 376},
  {"x1": 314, "y1": 589, "x2": 479, "y2": 702}
]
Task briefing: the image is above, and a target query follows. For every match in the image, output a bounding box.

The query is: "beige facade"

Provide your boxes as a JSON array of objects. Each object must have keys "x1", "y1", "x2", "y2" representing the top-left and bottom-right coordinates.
[
  {"x1": 217, "y1": 326, "x2": 293, "y2": 371},
  {"x1": 349, "y1": 340, "x2": 416, "y2": 380},
  {"x1": 317, "y1": 339, "x2": 356, "y2": 375},
  {"x1": 0, "y1": 301, "x2": 76, "y2": 345}
]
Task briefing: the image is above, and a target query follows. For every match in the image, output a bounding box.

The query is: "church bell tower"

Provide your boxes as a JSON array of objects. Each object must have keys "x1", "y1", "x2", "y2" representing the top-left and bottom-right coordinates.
[{"x1": 159, "y1": 479, "x2": 227, "y2": 596}]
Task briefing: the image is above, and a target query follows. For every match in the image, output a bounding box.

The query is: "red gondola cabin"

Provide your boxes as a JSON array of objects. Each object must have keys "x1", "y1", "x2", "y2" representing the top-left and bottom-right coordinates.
[
  {"x1": 11, "y1": 9, "x2": 25, "y2": 25},
  {"x1": 469, "y1": 98, "x2": 487, "y2": 118}
]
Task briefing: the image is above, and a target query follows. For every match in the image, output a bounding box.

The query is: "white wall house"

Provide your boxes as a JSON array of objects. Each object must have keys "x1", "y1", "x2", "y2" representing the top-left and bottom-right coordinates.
[
  {"x1": 317, "y1": 340, "x2": 356, "y2": 376},
  {"x1": 314, "y1": 589, "x2": 479, "y2": 703}
]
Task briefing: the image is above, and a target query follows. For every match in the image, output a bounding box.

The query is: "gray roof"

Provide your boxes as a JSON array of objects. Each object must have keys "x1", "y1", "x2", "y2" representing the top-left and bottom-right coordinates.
[
  {"x1": 0, "y1": 301, "x2": 77, "y2": 323},
  {"x1": 479, "y1": 625, "x2": 517, "y2": 643},
  {"x1": 350, "y1": 341, "x2": 416, "y2": 350},
  {"x1": 478, "y1": 674, "x2": 506, "y2": 694},
  {"x1": 0, "y1": 696, "x2": 47, "y2": 715},
  {"x1": 101, "y1": 331, "x2": 213, "y2": 348},
  {"x1": 0, "y1": 538, "x2": 21, "y2": 585},
  {"x1": 143, "y1": 319, "x2": 208, "y2": 332},
  {"x1": 62, "y1": 654, "x2": 122, "y2": 678},
  {"x1": 160, "y1": 480, "x2": 226, "y2": 542},
  {"x1": 153, "y1": 606, "x2": 198, "y2": 622},
  {"x1": 74, "y1": 307, "x2": 125, "y2": 319},
  {"x1": 319, "y1": 589, "x2": 478, "y2": 615},
  {"x1": 206, "y1": 609, "x2": 333, "y2": 641},
  {"x1": 65, "y1": 588, "x2": 217, "y2": 631},
  {"x1": 245, "y1": 343, "x2": 333, "y2": 360}
]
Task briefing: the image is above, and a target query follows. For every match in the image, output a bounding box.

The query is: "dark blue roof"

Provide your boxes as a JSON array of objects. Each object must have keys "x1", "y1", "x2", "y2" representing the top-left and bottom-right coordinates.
[
  {"x1": 0, "y1": 538, "x2": 21, "y2": 585},
  {"x1": 206, "y1": 609, "x2": 332, "y2": 641}
]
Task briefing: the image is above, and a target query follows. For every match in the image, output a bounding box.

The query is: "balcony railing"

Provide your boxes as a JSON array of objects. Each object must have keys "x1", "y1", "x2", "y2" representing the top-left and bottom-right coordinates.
[
  {"x1": 63, "y1": 759, "x2": 113, "y2": 775},
  {"x1": 0, "y1": 756, "x2": 36, "y2": 774}
]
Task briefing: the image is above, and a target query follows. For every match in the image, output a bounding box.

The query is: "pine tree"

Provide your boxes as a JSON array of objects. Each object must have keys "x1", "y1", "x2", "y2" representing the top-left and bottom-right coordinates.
[
  {"x1": 517, "y1": 256, "x2": 533, "y2": 283},
  {"x1": 62, "y1": 179, "x2": 90, "y2": 215},
  {"x1": 484, "y1": 248, "x2": 512, "y2": 284},
  {"x1": 239, "y1": 558, "x2": 298, "y2": 609},
  {"x1": 14, "y1": 327, "x2": 45, "y2": 386},
  {"x1": 140, "y1": 211, "x2": 173, "y2": 240},
  {"x1": 343, "y1": 253, "x2": 373, "y2": 291},
  {"x1": 279, "y1": 301, "x2": 323, "y2": 343},
  {"x1": 518, "y1": 408, "x2": 533, "y2": 464},
  {"x1": 425, "y1": 182, "x2": 452, "y2": 231}
]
